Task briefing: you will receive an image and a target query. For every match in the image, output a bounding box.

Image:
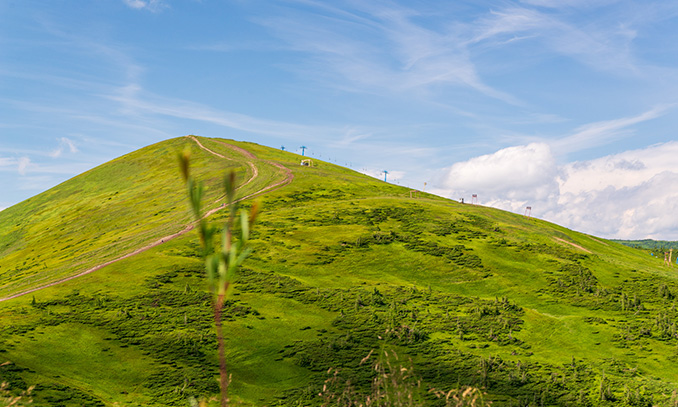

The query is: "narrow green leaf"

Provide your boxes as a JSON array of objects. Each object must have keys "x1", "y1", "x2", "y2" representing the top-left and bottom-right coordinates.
[
  {"x1": 240, "y1": 209, "x2": 249, "y2": 242},
  {"x1": 205, "y1": 255, "x2": 219, "y2": 289},
  {"x1": 228, "y1": 243, "x2": 238, "y2": 267},
  {"x1": 218, "y1": 256, "x2": 227, "y2": 280},
  {"x1": 235, "y1": 247, "x2": 252, "y2": 268},
  {"x1": 178, "y1": 149, "x2": 191, "y2": 181}
]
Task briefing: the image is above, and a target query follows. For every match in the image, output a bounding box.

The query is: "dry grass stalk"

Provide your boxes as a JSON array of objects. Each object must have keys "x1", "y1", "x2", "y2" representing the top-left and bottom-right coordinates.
[{"x1": 0, "y1": 379, "x2": 34, "y2": 407}]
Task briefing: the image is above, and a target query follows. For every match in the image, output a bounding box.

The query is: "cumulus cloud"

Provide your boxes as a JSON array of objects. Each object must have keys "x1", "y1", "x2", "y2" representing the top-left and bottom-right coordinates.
[
  {"x1": 547, "y1": 172, "x2": 678, "y2": 239},
  {"x1": 436, "y1": 141, "x2": 678, "y2": 240},
  {"x1": 558, "y1": 142, "x2": 678, "y2": 195},
  {"x1": 439, "y1": 143, "x2": 559, "y2": 211}
]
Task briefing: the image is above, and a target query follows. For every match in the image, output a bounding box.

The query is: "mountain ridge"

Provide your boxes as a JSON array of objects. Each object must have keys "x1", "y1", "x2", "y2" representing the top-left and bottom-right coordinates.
[{"x1": 1, "y1": 136, "x2": 677, "y2": 406}]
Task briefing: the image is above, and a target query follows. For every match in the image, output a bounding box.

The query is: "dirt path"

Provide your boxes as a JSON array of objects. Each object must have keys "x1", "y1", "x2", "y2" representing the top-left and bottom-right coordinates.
[
  {"x1": 588, "y1": 236, "x2": 609, "y2": 246},
  {"x1": 553, "y1": 236, "x2": 592, "y2": 253},
  {"x1": 212, "y1": 139, "x2": 259, "y2": 190},
  {"x1": 0, "y1": 137, "x2": 293, "y2": 303},
  {"x1": 187, "y1": 135, "x2": 229, "y2": 159},
  {"x1": 187, "y1": 135, "x2": 259, "y2": 193}
]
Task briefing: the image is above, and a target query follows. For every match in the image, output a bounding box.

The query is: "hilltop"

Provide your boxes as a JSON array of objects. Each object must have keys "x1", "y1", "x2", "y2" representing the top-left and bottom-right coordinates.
[{"x1": 1, "y1": 136, "x2": 678, "y2": 406}]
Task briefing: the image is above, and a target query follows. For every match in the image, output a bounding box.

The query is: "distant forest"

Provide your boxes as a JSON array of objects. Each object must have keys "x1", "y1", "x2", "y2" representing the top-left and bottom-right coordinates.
[{"x1": 613, "y1": 239, "x2": 678, "y2": 251}]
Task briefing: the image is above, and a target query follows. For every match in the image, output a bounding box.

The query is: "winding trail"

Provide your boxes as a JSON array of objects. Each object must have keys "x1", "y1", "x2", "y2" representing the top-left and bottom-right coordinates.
[
  {"x1": 187, "y1": 136, "x2": 259, "y2": 192},
  {"x1": 0, "y1": 136, "x2": 293, "y2": 302},
  {"x1": 552, "y1": 236, "x2": 592, "y2": 253}
]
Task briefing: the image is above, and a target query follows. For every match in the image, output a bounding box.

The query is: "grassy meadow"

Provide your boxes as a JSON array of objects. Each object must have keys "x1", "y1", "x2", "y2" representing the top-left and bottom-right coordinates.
[{"x1": 1, "y1": 136, "x2": 678, "y2": 406}]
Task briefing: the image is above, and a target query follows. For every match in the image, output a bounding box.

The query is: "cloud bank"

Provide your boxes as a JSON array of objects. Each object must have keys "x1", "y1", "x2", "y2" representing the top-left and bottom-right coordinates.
[{"x1": 437, "y1": 141, "x2": 678, "y2": 240}]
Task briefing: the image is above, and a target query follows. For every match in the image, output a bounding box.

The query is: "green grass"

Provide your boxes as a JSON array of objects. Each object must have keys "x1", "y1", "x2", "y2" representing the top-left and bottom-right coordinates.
[
  {"x1": 2, "y1": 136, "x2": 678, "y2": 406},
  {"x1": 11, "y1": 323, "x2": 155, "y2": 406},
  {"x1": 0, "y1": 137, "x2": 250, "y2": 297}
]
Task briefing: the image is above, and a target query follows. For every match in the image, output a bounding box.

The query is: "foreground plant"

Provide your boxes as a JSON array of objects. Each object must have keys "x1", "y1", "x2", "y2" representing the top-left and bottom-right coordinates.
[
  {"x1": 0, "y1": 363, "x2": 33, "y2": 407},
  {"x1": 319, "y1": 349, "x2": 489, "y2": 407},
  {"x1": 179, "y1": 150, "x2": 259, "y2": 407},
  {"x1": 430, "y1": 386, "x2": 489, "y2": 407},
  {"x1": 319, "y1": 349, "x2": 421, "y2": 407}
]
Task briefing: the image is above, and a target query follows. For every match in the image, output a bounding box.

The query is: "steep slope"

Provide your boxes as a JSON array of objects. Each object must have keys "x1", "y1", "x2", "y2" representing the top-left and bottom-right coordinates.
[
  {"x1": 1, "y1": 136, "x2": 677, "y2": 406},
  {"x1": 0, "y1": 136, "x2": 287, "y2": 300}
]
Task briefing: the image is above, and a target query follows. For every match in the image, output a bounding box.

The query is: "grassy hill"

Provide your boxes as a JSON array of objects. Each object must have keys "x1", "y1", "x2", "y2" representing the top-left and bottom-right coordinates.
[{"x1": 1, "y1": 136, "x2": 678, "y2": 406}]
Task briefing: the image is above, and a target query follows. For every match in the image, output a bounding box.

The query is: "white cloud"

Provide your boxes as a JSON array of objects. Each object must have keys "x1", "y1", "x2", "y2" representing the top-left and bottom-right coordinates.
[
  {"x1": 550, "y1": 106, "x2": 670, "y2": 154},
  {"x1": 472, "y1": 4, "x2": 639, "y2": 75},
  {"x1": 0, "y1": 153, "x2": 89, "y2": 186},
  {"x1": 558, "y1": 141, "x2": 678, "y2": 195},
  {"x1": 519, "y1": 0, "x2": 620, "y2": 7},
  {"x1": 257, "y1": 1, "x2": 519, "y2": 104},
  {"x1": 332, "y1": 129, "x2": 372, "y2": 147},
  {"x1": 49, "y1": 137, "x2": 79, "y2": 158},
  {"x1": 122, "y1": 0, "x2": 164, "y2": 12},
  {"x1": 106, "y1": 85, "x2": 355, "y2": 141},
  {"x1": 17, "y1": 157, "x2": 30, "y2": 176},
  {"x1": 439, "y1": 143, "x2": 558, "y2": 203},
  {"x1": 360, "y1": 168, "x2": 406, "y2": 183},
  {"x1": 123, "y1": 0, "x2": 145, "y2": 8},
  {"x1": 436, "y1": 141, "x2": 678, "y2": 239},
  {"x1": 547, "y1": 171, "x2": 678, "y2": 239}
]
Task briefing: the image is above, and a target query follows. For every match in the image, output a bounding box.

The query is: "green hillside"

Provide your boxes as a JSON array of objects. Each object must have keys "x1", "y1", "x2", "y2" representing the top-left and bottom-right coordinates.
[
  {"x1": 614, "y1": 239, "x2": 678, "y2": 252},
  {"x1": 1, "y1": 136, "x2": 678, "y2": 406}
]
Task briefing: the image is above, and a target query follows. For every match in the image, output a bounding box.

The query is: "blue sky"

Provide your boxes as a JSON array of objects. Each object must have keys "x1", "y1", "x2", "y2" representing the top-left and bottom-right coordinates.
[{"x1": 2, "y1": 0, "x2": 678, "y2": 239}]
